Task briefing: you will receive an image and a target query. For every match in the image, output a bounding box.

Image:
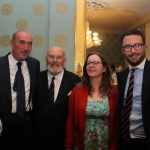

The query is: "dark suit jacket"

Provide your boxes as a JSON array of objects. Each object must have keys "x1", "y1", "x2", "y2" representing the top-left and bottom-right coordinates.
[
  {"x1": 117, "y1": 59, "x2": 150, "y2": 149},
  {"x1": 0, "y1": 53, "x2": 40, "y2": 141},
  {"x1": 34, "y1": 69, "x2": 80, "y2": 150}
]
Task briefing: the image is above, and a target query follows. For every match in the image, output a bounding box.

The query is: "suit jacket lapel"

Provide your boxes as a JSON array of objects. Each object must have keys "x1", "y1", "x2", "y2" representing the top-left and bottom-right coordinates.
[
  {"x1": 142, "y1": 60, "x2": 150, "y2": 109},
  {"x1": 40, "y1": 71, "x2": 49, "y2": 100},
  {"x1": 26, "y1": 59, "x2": 33, "y2": 89},
  {"x1": 0, "y1": 55, "x2": 12, "y2": 104},
  {"x1": 55, "y1": 70, "x2": 72, "y2": 104},
  {"x1": 26, "y1": 59, "x2": 35, "y2": 106},
  {"x1": 117, "y1": 68, "x2": 129, "y2": 111},
  {"x1": 120, "y1": 68, "x2": 129, "y2": 101},
  {"x1": 36, "y1": 70, "x2": 52, "y2": 109}
]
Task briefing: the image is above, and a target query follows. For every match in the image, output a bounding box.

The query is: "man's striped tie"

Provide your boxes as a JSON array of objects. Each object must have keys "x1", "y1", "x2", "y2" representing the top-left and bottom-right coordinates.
[
  {"x1": 121, "y1": 68, "x2": 136, "y2": 142},
  {"x1": 48, "y1": 77, "x2": 55, "y2": 106}
]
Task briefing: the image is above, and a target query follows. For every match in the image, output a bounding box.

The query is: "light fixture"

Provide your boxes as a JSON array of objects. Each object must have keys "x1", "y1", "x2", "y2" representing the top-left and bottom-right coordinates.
[
  {"x1": 86, "y1": 21, "x2": 102, "y2": 49},
  {"x1": 86, "y1": 0, "x2": 108, "y2": 49}
]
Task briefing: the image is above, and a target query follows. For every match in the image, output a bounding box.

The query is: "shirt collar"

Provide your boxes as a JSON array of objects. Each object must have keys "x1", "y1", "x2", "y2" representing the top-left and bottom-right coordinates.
[
  {"x1": 129, "y1": 58, "x2": 146, "y2": 70},
  {"x1": 8, "y1": 53, "x2": 27, "y2": 67},
  {"x1": 47, "y1": 68, "x2": 64, "y2": 81}
]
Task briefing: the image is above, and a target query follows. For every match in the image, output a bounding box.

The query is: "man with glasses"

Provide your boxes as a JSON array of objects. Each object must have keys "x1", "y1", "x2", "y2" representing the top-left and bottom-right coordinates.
[
  {"x1": 34, "y1": 46, "x2": 80, "y2": 150},
  {"x1": 117, "y1": 29, "x2": 150, "y2": 150}
]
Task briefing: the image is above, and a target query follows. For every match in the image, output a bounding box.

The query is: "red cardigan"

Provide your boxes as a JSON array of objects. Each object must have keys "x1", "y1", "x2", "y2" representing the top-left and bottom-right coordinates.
[{"x1": 65, "y1": 86, "x2": 119, "y2": 150}]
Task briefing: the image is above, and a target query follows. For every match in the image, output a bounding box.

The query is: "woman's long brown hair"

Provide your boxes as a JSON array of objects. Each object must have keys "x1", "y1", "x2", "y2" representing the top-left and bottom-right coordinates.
[{"x1": 77, "y1": 52, "x2": 113, "y2": 96}]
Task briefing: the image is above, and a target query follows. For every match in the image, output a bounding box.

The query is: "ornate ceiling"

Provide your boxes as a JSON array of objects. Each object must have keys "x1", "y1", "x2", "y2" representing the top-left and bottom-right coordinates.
[{"x1": 87, "y1": 0, "x2": 150, "y2": 33}]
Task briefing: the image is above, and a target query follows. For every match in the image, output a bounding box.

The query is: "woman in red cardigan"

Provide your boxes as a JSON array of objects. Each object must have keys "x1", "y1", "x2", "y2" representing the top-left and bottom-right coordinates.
[{"x1": 65, "y1": 52, "x2": 119, "y2": 150}]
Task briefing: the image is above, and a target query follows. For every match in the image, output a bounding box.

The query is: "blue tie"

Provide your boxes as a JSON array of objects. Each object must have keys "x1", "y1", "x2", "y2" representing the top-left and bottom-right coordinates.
[{"x1": 13, "y1": 62, "x2": 25, "y2": 117}]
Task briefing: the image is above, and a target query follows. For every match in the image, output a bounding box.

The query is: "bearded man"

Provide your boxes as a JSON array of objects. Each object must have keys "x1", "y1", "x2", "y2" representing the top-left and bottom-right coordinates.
[
  {"x1": 117, "y1": 29, "x2": 150, "y2": 150},
  {"x1": 34, "y1": 46, "x2": 80, "y2": 150}
]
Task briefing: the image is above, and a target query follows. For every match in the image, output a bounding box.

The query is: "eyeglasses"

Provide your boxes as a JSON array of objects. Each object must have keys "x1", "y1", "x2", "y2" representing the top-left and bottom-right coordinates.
[
  {"x1": 46, "y1": 55, "x2": 63, "y2": 61},
  {"x1": 122, "y1": 43, "x2": 144, "y2": 52},
  {"x1": 86, "y1": 61, "x2": 102, "y2": 67}
]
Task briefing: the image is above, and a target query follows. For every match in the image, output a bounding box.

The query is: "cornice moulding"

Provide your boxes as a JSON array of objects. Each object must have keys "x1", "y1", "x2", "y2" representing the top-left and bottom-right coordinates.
[
  {"x1": 126, "y1": 12, "x2": 150, "y2": 30},
  {"x1": 92, "y1": 12, "x2": 150, "y2": 34}
]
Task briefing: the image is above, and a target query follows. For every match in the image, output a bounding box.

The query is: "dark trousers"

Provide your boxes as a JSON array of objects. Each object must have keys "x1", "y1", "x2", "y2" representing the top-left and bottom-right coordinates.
[
  {"x1": 119, "y1": 138, "x2": 149, "y2": 150},
  {"x1": 35, "y1": 121, "x2": 65, "y2": 150},
  {"x1": 0, "y1": 112, "x2": 34, "y2": 150}
]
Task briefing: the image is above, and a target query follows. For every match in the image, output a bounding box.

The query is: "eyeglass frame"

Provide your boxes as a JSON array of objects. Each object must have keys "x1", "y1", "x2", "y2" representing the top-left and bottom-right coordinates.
[
  {"x1": 86, "y1": 61, "x2": 102, "y2": 67},
  {"x1": 46, "y1": 55, "x2": 64, "y2": 61},
  {"x1": 122, "y1": 43, "x2": 145, "y2": 52}
]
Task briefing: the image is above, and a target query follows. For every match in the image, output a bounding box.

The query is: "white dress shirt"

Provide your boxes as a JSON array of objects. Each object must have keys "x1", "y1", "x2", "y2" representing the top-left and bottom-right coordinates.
[
  {"x1": 124, "y1": 58, "x2": 146, "y2": 138},
  {"x1": 47, "y1": 69, "x2": 64, "y2": 102},
  {"x1": 8, "y1": 53, "x2": 31, "y2": 113}
]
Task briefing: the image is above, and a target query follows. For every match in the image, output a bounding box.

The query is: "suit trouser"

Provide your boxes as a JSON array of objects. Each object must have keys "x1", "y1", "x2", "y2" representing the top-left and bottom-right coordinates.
[
  {"x1": 35, "y1": 121, "x2": 66, "y2": 150},
  {"x1": 0, "y1": 112, "x2": 34, "y2": 150},
  {"x1": 119, "y1": 138, "x2": 149, "y2": 150}
]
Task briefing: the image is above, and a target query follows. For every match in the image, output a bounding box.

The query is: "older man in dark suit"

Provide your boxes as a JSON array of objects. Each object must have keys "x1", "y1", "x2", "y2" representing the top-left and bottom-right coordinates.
[
  {"x1": 117, "y1": 29, "x2": 150, "y2": 150},
  {"x1": 34, "y1": 46, "x2": 80, "y2": 150},
  {"x1": 0, "y1": 31, "x2": 40, "y2": 150}
]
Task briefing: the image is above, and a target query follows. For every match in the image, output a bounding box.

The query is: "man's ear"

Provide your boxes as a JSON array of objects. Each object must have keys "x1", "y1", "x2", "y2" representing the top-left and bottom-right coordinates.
[
  {"x1": 143, "y1": 44, "x2": 147, "y2": 51},
  {"x1": 121, "y1": 48, "x2": 125, "y2": 54},
  {"x1": 10, "y1": 41, "x2": 14, "y2": 48}
]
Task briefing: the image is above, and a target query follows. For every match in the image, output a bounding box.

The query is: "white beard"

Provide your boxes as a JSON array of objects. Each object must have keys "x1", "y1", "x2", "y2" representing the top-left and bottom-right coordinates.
[{"x1": 47, "y1": 64, "x2": 63, "y2": 75}]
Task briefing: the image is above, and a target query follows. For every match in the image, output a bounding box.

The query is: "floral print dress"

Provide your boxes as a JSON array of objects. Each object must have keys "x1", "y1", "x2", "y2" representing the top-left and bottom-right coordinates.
[{"x1": 84, "y1": 95, "x2": 110, "y2": 150}]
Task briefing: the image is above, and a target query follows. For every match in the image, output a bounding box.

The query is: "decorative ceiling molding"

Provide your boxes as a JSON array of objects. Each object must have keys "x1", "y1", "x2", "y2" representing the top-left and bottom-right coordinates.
[
  {"x1": 87, "y1": 0, "x2": 150, "y2": 32},
  {"x1": 126, "y1": 12, "x2": 150, "y2": 30},
  {"x1": 91, "y1": 12, "x2": 150, "y2": 34},
  {"x1": 87, "y1": 0, "x2": 109, "y2": 11}
]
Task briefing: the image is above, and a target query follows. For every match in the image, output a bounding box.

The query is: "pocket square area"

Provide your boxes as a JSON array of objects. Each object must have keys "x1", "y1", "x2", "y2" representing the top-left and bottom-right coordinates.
[{"x1": 67, "y1": 91, "x2": 72, "y2": 96}]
